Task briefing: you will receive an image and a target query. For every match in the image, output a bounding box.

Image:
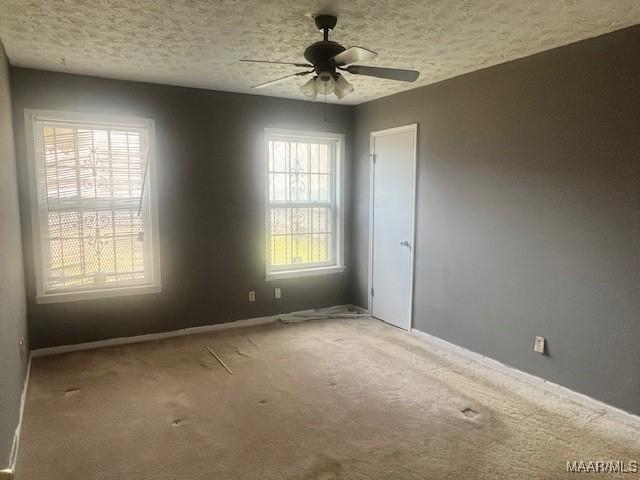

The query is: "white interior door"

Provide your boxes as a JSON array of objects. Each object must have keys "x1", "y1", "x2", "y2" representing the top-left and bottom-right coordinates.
[{"x1": 369, "y1": 124, "x2": 417, "y2": 330}]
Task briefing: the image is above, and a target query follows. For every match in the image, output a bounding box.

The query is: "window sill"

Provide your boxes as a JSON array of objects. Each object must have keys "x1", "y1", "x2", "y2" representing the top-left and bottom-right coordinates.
[
  {"x1": 36, "y1": 284, "x2": 162, "y2": 304},
  {"x1": 266, "y1": 265, "x2": 345, "y2": 281}
]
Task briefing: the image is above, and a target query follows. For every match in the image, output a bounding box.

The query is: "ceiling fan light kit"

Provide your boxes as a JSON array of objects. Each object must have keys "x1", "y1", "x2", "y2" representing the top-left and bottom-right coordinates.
[
  {"x1": 316, "y1": 71, "x2": 336, "y2": 95},
  {"x1": 241, "y1": 14, "x2": 420, "y2": 101},
  {"x1": 300, "y1": 77, "x2": 318, "y2": 100},
  {"x1": 334, "y1": 74, "x2": 354, "y2": 99}
]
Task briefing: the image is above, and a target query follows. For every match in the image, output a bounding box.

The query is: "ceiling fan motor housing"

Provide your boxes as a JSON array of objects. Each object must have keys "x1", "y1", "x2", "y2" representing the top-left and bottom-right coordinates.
[
  {"x1": 304, "y1": 41, "x2": 345, "y2": 77},
  {"x1": 304, "y1": 14, "x2": 345, "y2": 79}
]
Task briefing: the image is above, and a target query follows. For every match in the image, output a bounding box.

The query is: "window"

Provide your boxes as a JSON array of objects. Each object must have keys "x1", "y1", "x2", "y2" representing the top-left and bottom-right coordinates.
[
  {"x1": 265, "y1": 128, "x2": 345, "y2": 280},
  {"x1": 25, "y1": 110, "x2": 161, "y2": 303}
]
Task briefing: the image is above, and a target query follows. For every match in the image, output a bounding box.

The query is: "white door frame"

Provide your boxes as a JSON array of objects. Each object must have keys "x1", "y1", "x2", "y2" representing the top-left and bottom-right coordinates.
[{"x1": 367, "y1": 123, "x2": 418, "y2": 330}]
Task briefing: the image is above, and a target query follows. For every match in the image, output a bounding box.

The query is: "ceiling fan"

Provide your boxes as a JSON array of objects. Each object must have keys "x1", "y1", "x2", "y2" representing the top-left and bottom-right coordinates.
[{"x1": 241, "y1": 14, "x2": 420, "y2": 100}]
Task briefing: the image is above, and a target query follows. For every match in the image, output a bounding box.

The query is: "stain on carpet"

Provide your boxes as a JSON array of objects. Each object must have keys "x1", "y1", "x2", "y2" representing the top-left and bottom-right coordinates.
[{"x1": 462, "y1": 407, "x2": 479, "y2": 418}]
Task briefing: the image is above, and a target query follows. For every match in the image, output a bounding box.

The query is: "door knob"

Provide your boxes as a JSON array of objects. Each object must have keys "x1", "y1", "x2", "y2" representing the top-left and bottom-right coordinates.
[{"x1": 400, "y1": 240, "x2": 410, "y2": 248}]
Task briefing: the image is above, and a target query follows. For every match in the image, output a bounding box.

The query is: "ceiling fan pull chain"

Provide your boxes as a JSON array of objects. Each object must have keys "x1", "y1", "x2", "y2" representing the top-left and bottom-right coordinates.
[{"x1": 323, "y1": 93, "x2": 328, "y2": 122}]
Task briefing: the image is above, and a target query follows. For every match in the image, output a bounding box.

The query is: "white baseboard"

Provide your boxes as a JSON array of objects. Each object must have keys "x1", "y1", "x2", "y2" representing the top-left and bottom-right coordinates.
[
  {"x1": 31, "y1": 305, "x2": 354, "y2": 358},
  {"x1": 410, "y1": 328, "x2": 640, "y2": 429},
  {"x1": 346, "y1": 304, "x2": 369, "y2": 314},
  {"x1": 3, "y1": 354, "x2": 32, "y2": 478}
]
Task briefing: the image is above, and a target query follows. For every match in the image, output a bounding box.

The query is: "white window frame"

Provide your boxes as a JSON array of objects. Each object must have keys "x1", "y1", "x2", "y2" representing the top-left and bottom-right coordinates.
[
  {"x1": 25, "y1": 109, "x2": 162, "y2": 303},
  {"x1": 264, "y1": 128, "x2": 345, "y2": 281}
]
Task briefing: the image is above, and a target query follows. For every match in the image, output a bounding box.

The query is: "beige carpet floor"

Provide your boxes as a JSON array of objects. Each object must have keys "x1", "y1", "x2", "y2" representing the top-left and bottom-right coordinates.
[{"x1": 16, "y1": 318, "x2": 640, "y2": 479}]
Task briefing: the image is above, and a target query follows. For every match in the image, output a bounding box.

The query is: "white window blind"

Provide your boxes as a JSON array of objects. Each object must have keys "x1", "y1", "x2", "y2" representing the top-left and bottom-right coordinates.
[
  {"x1": 27, "y1": 111, "x2": 161, "y2": 302},
  {"x1": 265, "y1": 129, "x2": 344, "y2": 279}
]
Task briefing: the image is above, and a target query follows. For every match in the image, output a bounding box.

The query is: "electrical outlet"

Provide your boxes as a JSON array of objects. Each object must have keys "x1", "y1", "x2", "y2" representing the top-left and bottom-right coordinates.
[
  {"x1": 248, "y1": 291, "x2": 255, "y2": 302},
  {"x1": 533, "y1": 336, "x2": 546, "y2": 354},
  {"x1": 19, "y1": 337, "x2": 25, "y2": 360},
  {"x1": 274, "y1": 287, "x2": 282, "y2": 299}
]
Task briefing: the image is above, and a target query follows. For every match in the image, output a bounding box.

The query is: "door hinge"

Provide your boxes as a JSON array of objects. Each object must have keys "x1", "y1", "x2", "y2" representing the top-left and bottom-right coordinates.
[
  {"x1": 369, "y1": 153, "x2": 377, "y2": 163},
  {"x1": 370, "y1": 287, "x2": 375, "y2": 297}
]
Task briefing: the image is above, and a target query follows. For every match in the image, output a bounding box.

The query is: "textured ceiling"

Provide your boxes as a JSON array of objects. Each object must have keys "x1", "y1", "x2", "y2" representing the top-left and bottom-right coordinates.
[{"x1": 1, "y1": 0, "x2": 640, "y2": 105}]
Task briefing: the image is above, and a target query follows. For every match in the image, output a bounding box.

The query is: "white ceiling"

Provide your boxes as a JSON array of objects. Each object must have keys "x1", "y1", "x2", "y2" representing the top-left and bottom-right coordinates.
[{"x1": 1, "y1": 0, "x2": 640, "y2": 105}]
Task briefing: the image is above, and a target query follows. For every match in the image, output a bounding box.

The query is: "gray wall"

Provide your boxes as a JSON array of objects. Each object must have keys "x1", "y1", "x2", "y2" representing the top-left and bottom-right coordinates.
[
  {"x1": 11, "y1": 68, "x2": 354, "y2": 349},
  {"x1": 0, "y1": 41, "x2": 28, "y2": 467},
  {"x1": 352, "y1": 26, "x2": 640, "y2": 415}
]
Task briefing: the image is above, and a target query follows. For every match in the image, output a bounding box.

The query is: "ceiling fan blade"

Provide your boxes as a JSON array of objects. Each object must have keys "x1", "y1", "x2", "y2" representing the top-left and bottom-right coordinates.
[
  {"x1": 332, "y1": 46, "x2": 377, "y2": 66},
  {"x1": 252, "y1": 71, "x2": 313, "y2": 89},
  {"x1": 344, "y1": 65, "x2": 420, "y2": 82},
  {"x1": 241, "y1": 59, "x2": 312, "y2": 68}
]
